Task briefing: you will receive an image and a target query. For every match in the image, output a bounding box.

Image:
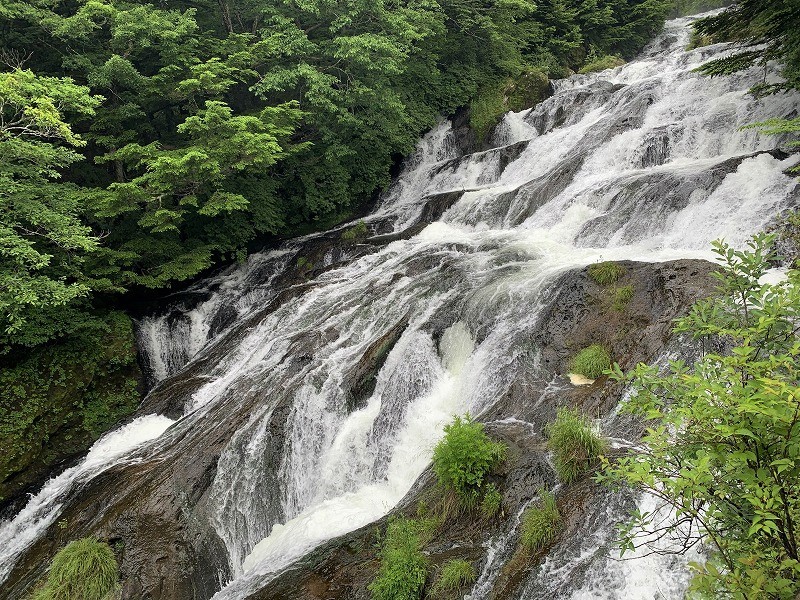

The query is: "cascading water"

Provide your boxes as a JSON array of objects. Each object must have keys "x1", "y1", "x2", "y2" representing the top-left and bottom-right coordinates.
[{"x1": 1, "y1": 11, "x2": 798, "y2": 600}]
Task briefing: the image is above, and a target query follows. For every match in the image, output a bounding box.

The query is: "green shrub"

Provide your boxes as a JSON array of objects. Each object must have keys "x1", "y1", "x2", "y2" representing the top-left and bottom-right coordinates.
[
  {"x1": 578, "y1": 55, "x2": 625, "y2": 74},
  {"x1": 470, "y1": 82, "x2": 507, "y2": 141},
  {"x1": 521, "y1": 490, "x2": 560, "y2": 551},
  {"x1": 570, "y1": 344, "x2": 611, "y2": 379},
  {"x1": 546, "y1": 408, "x2": 607, "y2": 483},
  {"x1": 369, "y1": 517, "x2": 434, "y2": 600},
  {"x1": 505, "y1": 69, "x2": 550, "y2": 112},
  {"x1": 612, "y1": 285, "x2": 634, "y2": 311},
  {"x1": 433, "y1": 415, "x2": 507, "y2": 507},
  {"x1": 342, "y1": 220, "x2": 369, "y2": 241},
  {"x1": 480, "y1": 483, "x2": 502, "y2": 518},
  {"x1": 433, "y1": 559, "x2": 476, "y2": 593},
  {"x1": 588, "y1": 261, "x2": 625, "y2": 285},
  {"x1": 31, "y1": 538, "x2": 119, "y2": 600}
]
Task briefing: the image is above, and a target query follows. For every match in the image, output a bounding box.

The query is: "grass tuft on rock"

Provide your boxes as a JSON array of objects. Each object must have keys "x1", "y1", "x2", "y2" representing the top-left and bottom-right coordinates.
[
  {"x1": 480, "y1": 483, "x2": 502, "y2": 518},
  {"x1": 570, "y1": 344, "x2": 611, "y2": 379},
  {"x1": 546, "y1": 408, "x2": 607, "y2": 484},
  {"x1": 31, "y1": 538, "x2": 119, "y2": 600},
  {"x1": 369, "y1": 517, "x2": 434, "y2": 600},
  {"x1": 588, "y1": 261, "x2": 625, "y2": 285},
  {"x1": 612, "y1": 284, "x2": 634, "y2": 311},
  {"x1": 433, "y1": 559, "x2": 477, "y2": 593},
  {"x1": 521, "y1": 490, "x2": 560, "y2": 551}
]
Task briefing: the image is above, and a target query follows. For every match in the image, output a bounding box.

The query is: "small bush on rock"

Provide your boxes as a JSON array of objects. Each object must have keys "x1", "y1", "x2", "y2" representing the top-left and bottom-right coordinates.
[
  {"x1": 588, "y1": 261, "x2": 624, "y2": 285},
  {"x1": 433, "y1": 415, "x2": 506, "y2": 507},
  {"x1": 342, "y1": 220, "x2": 369, "y2": 241},
  {"x1": 31, "y1": 538, "x2": 119, "y2": 600},
  {"x1": 546, "y1": 408, "x2": 607, "y2": 483},
  {"x1": 570, "y1": 345, "x2": 611, "y2": 379},
  {"x1": 521, "y1": 490, "x2": 560, "y2": 551}
]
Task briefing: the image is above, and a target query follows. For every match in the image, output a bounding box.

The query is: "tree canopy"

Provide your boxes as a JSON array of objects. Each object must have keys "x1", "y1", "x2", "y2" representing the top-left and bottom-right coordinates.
[{"x1": 0, "y1": 0, "x2": 672, "y2": 351}]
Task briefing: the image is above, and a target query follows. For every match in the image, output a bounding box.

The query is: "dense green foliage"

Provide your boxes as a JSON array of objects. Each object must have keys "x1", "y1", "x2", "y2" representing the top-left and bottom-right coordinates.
[
  {"x1": 433, "y1": 559, "x2": 476, "y2": 593},
  {"x1": 0, "y1": 0, "x2": 673, "y2": 351},
  {"x1": 694, "y1": 0, "x2": 799, "y2": 96},
  {"x1": 599, "y1": 235, "x2": 800, "y2": 598},
  {"x1": 369, "y1": 516, "x2": 434, "y2": 600},
  {"x1": 0, "y1": 311, "x2": 140, "y2": 504},
  {"x1": 546, "y1": 407, "x2": 606, "y2": 483},
  {"x1": 31, "y1": 538, "x2": 119, "y2": 600},
  {"x1": 0, "y1": 0, "x2": 675, "y2": 505},
  {"x1": 691, "y1": 0, "x2": 799, "y2": 183},
  {"x1": 432, "y1": 414, "x2": 507, "y2": 507},
  {"x1": 521, "y1": 489, "x2": 560, "y2": 551},
  {"x1": 588, "y1": 261, "x2": 625, "y2": 285},
  {"x1": 570, "y1": 344, "x2": 612, "y2": 379}
]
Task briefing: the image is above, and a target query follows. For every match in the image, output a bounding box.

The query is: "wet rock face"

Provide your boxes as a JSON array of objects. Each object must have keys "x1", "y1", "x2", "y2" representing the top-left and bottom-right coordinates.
[{"x1": 239, "y1": 259, "x2": 717, "y2": 600}]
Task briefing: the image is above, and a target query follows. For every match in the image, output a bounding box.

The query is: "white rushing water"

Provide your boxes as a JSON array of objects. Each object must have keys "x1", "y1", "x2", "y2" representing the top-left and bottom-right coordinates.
[{"x1": 3, "y1": 10, "x2": 799, "y2": 600}]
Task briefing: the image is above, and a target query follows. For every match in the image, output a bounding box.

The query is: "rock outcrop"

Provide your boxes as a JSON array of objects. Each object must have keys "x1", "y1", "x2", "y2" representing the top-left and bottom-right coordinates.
[{"x1": 0, "y1": 257, "x2": 717, "y2": 600}]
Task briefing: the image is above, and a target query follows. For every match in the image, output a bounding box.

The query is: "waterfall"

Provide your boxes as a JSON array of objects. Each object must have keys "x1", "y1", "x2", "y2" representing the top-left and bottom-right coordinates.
[{"x1": 2, "y1": 11, "x2": 798, "y2": 600}]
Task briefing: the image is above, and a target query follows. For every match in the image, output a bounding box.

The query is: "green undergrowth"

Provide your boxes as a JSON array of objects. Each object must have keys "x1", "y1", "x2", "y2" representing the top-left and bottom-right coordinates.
[
  {"x1": 432, "y1": 559, "x2": 477, "y2": 594},
  {"x1": 521, "y1": 489, "x2": 561, "y2": 551},
  {"x1": 570, "y1": 345, "x2": 611, "y2": 379},
  {"x1": 30, "y1": 538, "x2": 119, "y2": 600},
  {"x1": 546, "y1": 408, "x2": 607, "y2": 484},
  {"x1": 578, "y1": 55, "x2": 625, "y2": 74},
  {"x1": 432, "y1": 414, "x2": 507, "y2": 509},
  {"x1": 341, "y1": 220, "x2": 369, "y2": 241},
  {"x1": 470, "y1": 69, "x2": 550, "y2": 141},
  {"x1": 588, "y1": 261, "x2": 625, "y2": 285},
  {"x1": 612, "y1": 285, "x2": 634, "y2": 311},
  {"x1": 369, "y1": 516, "x2": 436, "y2": 600},
  {"x1": 0, "y1": 311, "x2": 140, "y2": 504}
]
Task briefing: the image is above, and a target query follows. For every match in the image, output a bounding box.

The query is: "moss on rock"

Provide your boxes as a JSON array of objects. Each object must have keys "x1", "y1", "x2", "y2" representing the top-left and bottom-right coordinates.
[{"x1": 0, "y1": 311, "x2": 141, "y2": 508}]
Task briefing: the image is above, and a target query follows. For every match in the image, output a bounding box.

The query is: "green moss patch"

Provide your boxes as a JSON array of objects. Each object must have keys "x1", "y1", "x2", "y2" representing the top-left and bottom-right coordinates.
[{"x1": 612, "y1": 284, "x2": 634, "y2": 311}]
